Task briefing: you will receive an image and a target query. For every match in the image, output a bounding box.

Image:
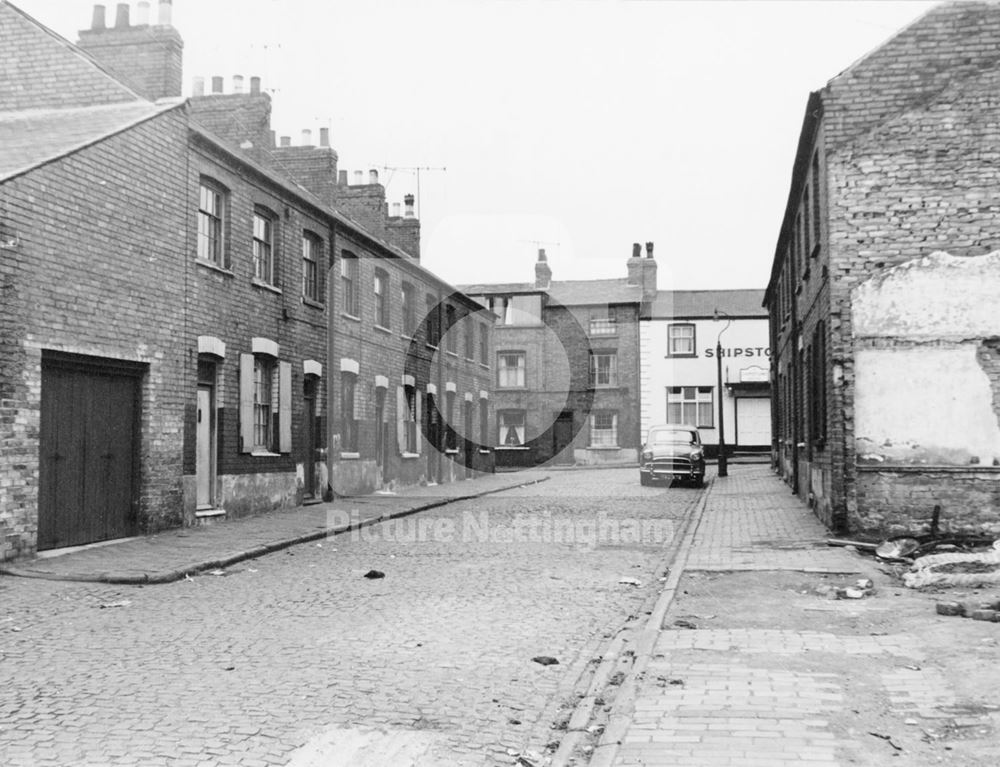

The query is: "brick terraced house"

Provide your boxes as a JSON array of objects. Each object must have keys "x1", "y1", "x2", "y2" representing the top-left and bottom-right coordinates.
[
  {"x1": 764, "y1": 0, "x2": 1000, "y2": 536},
  {"x1": 0, "y1": 0, "x2": 492, "y2": 561},
  {"x1": 462, "y1": 244, "x2": 656, "y2": 468}
]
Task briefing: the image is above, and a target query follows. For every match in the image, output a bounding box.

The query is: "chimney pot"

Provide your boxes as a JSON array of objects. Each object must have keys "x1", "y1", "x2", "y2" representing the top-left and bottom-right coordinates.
[
  {"x1": 632, "y1": 243, "x2": 641, "y2": 259},
  {"x1": 211, "y1": 76, "x2": 224, "y2": 94},
  {"x1": 392, "y1": 203, "x2": 401, "y2": 217},
  {"x1": 192, "y1": 76, "x2": 205, "y2": 96},
  {"x1": 233, "y1": 75, "x2": 244, "y2": 94},
  {"x1": 136, "y1": 1, "x2": 150, "y2": 25},
  {"x1": 114, "y1": 3, "x2": 129, "y2": 28},
  {"x1": 319, "y1": 127, "x2": 330, "y2": 147},
  {"x1": 538, "y1": 248, "x2": 547, "y2": 262},
  {"x1": 157, "y1": 0, "x2": 172, "y2": 26},
  {"x1": 369, "y1": 169, "x2": 379, "y2": 185},
  {"x1": 91, "y1": 4, "x2": 106, "y2": 30},
  {"x1": 404, "y1": 194, "x2": 415, "y2": 218},
  {"x1": 338, "y1": 170, "x2": 348, "y2": 185},
  {"x1": 302, "y1": 129, "x2": 312, "y2": 146},
  {"x1": 353, "y1": 171, "x2": 363, "y2": 185},
  {"x1": 645, "y1": 241, "x2": 654, "y2": 258},
  {"x1": 280, "y1": 136, "x2": 291, "y2": 147},
  {"x1": 249, "y1": 76, "x2": 261, "y2": 95}
]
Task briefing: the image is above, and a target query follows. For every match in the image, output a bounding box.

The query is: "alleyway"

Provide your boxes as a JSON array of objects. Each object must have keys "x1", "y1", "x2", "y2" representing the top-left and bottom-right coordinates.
[{"x1": 0, "y1": 468, "x2": 700, "y2": 766}]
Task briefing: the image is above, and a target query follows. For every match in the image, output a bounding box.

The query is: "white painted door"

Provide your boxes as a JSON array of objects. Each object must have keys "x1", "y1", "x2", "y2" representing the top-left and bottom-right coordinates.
[
  {"x1": 196, "y1": 386, "x2": 214, "y2": 507},
  {"x1": 736, "y1": 397, "x2": 771, "y2": 447}
]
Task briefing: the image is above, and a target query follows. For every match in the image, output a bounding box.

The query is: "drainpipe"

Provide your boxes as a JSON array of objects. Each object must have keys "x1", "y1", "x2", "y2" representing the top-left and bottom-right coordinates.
[{"x1": 324, "y1": 220, "x2": 337, "y2": 501}]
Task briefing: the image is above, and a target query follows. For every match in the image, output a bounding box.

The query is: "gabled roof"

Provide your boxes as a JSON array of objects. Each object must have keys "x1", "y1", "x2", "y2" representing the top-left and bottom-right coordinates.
[
  {"x1": 0, "y1": 1, "x2": 143, "y2": 111},
  {"x1": 459, "y1": 277, "x2": 644, "y2": 307},
  {"x1": 650, "y1": 289, "x2": 767, "y2": 319},
  {"x1": 0, "y1": 100, "x2": 182, "y2": 183}
]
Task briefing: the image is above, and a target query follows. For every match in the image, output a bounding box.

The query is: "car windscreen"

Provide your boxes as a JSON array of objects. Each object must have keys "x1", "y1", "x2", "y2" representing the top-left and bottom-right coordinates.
[{"x1": 649, "y1": 430, "x2": 696, "y2": 444}]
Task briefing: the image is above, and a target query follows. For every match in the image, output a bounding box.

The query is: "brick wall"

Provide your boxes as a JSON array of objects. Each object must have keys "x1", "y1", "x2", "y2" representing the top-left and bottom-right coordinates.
[
  {"x1": 77, "y1": 24, "x2": 183, "y2": 102},
  {"x1": 0, "y1": 109, "x2": 191, "y2": 559}
]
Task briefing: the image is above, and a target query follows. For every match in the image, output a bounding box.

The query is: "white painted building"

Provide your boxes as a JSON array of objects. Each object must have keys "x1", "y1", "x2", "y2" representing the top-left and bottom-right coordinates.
[{"x1": 640, "y1": 290, "x2": 771, "y2": 454}]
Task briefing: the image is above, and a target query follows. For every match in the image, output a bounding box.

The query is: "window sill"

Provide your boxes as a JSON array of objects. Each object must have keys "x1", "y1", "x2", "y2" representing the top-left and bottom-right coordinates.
[
  {"x1": 302, "y1": 297, "x2": 324, "y2": 310},
  {"x1": 401, "y1": 452, "x2": 420, "y2": 459},
  {"x1": 665, "y1": 353, "x2": 697, "y2": 359},
  {"x1": 495, "y1": 446, "x2": 530, "y2": 451},
  {"x1": 497, "y1": 386, "x2": 527, "y2": 391},
  {"x1": 401, "y1": 333, "x2": 416, "y2": 341},
  {"x1": 444, "y1": 448, "x2": 459, "y2": 455},
  {"x1": 250, "y1": 450, "x2": 280, "y2": 457},
  {"x1": 478, "y1": 448, "x2": 492, "y2": 454},
  {"x1": 252, "y1": 278, "x2": 282, "y2": 295},
  {"x1": 341, "y1": 312, "x2": 361, "y2": 323},
  {"x1": 340, "y1": 452, "x2": 360, "y2": 460},
  {"x1": 426, "y1": 343, "x2": 440, "y2": 351},
  {"x1": 446, "y1": 351, "x2": 459, "y2": 358},
  {"x1": 587, "y1": 445, "x2": 621, "y2": 450},
  {"x1": 196, "y1": 259, "x2": 234, "y2": 277},
  {"x1": 479, "y1": 362, "x2": 490, "y2": 369},
  {"x1": 374, "y1": 324, "x2": 392, "y2": 335},
  {"x1": 464, "y1": 356, "x2": 476, "y2": 363}
]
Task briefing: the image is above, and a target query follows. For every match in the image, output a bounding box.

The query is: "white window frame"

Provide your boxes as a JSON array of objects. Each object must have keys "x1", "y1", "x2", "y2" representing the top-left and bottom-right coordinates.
[
  {"x1": 590, "y1": 352, "x2": 617, "y2": 387},
  {"x1": 589, "y1": 411, "x2": 618, "y2": 447},
  {"x1": 197, "y1": 181, "x2": 226, "y2": 266},
  {"x1": 253, "y1": 209, "x2": 276, "y2": 284},
  {"x1": 667, "y1": 323, "x2": 696, "y2": 357},
  {"x1": 667, "y1": 386, "x2": 714, "y2": 428},
  {"x1": 497, "y1": 352, "x2": 526, "y2": 388}
]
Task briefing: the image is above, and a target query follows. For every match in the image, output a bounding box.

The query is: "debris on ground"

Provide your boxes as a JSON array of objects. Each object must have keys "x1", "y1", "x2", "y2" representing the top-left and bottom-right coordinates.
[
  {"x1": 826, "y1": 538, "x2": 878, "y2": 551},
  {"x1": 99, "y1": 600, "x2": 131, "y2": 609},
  {"x1": 531, "y1": 656, "x2": 559, "y2": 666},
  {"x1": 868, "y1": 731, "x2": 904, "y2": 751},
  {"x1": 618, "y1": 577, "x2": 641, "y2": 586},
  {"x1": 935, "y1": 597, "x2": 1000, "y2": 620},
  {"x1": 363, "y1": 570, "x2": 385, "y2": 579},
  {"x1": 672, "y1": 618, "x2": 698, "y2": 629},
  {"x1": 904, "y1": 551, "x2": 1000, "y2": 588}
]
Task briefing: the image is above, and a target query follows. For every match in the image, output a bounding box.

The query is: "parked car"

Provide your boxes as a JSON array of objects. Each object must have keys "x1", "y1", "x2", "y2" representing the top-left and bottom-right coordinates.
[{"x1": 639, "y1": 424, "x2": 705, "y2": 487}]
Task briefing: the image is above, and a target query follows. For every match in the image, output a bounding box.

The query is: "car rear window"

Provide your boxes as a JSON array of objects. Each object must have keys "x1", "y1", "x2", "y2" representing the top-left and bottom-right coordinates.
[{"x1": 650, "y1": 429, "x2": 696, "y2": 444}]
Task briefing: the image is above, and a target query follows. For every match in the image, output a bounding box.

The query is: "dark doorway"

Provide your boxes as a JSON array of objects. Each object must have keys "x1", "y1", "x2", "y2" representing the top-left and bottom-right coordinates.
[
  {"x1": 303, "y1": 376, "x2": 318, "y2": 499},
  {"x1": 374, "y1": 386, "x2": 389, "y2": 482},
  {"x1": 38, "y1": 354, "x2": 142, "y2": 550},
  {"x1": 552, "y1": 410, "x2": 575, "y2": 465},
  {"x1": 463, "y1": 399, "x2": 474, "y2": 478}
]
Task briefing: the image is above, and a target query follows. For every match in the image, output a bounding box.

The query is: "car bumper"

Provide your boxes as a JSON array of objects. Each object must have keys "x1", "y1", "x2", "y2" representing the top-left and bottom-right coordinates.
[{"x1": 641, "y1": 461, "x2": 704, "y2": 480}]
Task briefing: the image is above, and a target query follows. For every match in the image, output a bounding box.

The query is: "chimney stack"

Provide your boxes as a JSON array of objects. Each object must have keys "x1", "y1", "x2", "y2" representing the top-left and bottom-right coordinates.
[
  {"x1": 627, "y1": 242, "x2": 643, "y2": 287},
  {"x1": 535, "y1": 248, "x2": 552, "y2": 289},
  {"x1": 91, "y1": 4, "x2": 106, "y2": 30},
  {"x1": 404, "y1": 194, "x2": 415, "y2": 218},
  {"x1": 114, "y1": 3, "x2": 129, "y2": 28},
  {"x1": 280, "y1": 136, "x2": 291, "y2": 147}
]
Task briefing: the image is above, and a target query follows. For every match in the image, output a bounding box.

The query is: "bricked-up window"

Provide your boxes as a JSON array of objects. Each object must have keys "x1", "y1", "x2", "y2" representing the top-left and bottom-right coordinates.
[
  {"x1": 464, "y1": 316, "x2": 474, "y2": 359},
  {"x1": 374, "y1": 268, "x2": 389, "y2": 328},
  {"x1": 253, "y1": 357, "x2": 275, "y2": 450},
  {"x1": 397, "y1": 384, "x2": 420, "y2": 455},
  {"x1": 480, "y1": 397, "x2": 489, "y2": 446},
  {"x1": 445, "y1": 390, "x2": 457, "y2": 450},
  {"x1": 667, "y1": 386, "x2": 714, "y2": 428},
  {"x1": 590, "y1": 352, "x2": 617, "y2": 387},
  {"x1": 302, "y1": 232, "x2": 321, "y2": 302},
  {"x1": 253, "y1": 209, "x2": 276, "y2": 284},
  {"x1": 445, "y1": 305, "x2": 457, "y2": 353},
  {"x1": 341, "y1": 253, "x2": 359, "y2": 317},
  {"x1": 341, "y1": 372, "x2": 358, "y2": 453},
  {"x1": 590, "y1": 411, "x2": 618, "y2": 447},
  {"x1": 667, "y1": 324, "x2": 695, "y2": 356},
  {"x1": 401, "y1": 282, "x2": 416, "y2": 336},
  {"x1": 479, "y1": 324, "x2": 490, "y2": 365},
  {"x1": 811, "y1": 321, "x2": 827, "y2": 447},
  {"x1": 498, "y1": 352, "x2": 526, "y2": 388},
  {"x1": 811, "y1": 152, "x2": 821, "y2": 253},
  {"x1": 499, "y1": 410, "x2": 525, "y2": 446},
  {"x1": 426, "y1": 294, "x2": 440, "y2": 347},
  {"x1": 197, "y1": 181, "x2": 227, "y2": 267}
]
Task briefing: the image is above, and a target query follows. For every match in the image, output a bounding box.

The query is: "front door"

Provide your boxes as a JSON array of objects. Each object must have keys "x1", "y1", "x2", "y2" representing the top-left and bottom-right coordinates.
[
  {"x1": 374, "y1": 387, "x2": 386, "y2": 480},
  {"x1": 303, "y1": 378, "x2": 317, "y2": 498},
  {"x1": 196, "y1": 385, "x2": 215, "y2": 508},
  {"x1": 463, "y1": 400, "x2": 474, "y2": 478},
  {"x1": 552, "y1": 411, "x2": 574, "y2": 465},
  {"x1": 38, "y1": 358, "x2": 139, "y2": 550}
]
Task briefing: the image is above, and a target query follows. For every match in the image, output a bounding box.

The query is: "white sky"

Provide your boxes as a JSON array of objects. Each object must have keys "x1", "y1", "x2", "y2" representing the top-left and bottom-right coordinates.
[{"x1": 18, "y1": 0, "x2": 938, "y2": 291}]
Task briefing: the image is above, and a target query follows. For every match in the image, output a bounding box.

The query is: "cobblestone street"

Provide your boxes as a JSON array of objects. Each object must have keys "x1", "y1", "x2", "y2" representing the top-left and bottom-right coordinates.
[{"x1": 0, "y1": 468, "x2": 700, "y2": 766}]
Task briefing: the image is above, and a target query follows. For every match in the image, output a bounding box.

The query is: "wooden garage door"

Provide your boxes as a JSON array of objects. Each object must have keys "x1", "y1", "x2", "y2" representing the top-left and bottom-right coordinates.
[{"x1": 38, "y1": 356, "x2": 141, "y2": 550}]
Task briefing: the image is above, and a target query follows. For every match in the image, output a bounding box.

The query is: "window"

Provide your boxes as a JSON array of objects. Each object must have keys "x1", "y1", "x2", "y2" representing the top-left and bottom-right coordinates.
[
  {"x1": 374, "y1": 268, "x2": 389, "y2": 328},
  {"x1": 445, "y1": 305, "x2": 457, "y2": 353},
  {"x1": 401, "y1": 282, "x2": 416, "y2": 336},
  {"x1": 239, "y1": 349, "x2": 290, "y2": 454},
  {"x1": 490, "y1": 294, "x2": 542, "y2": 326},
  {"x1": 811, "y1": 152, "x2": 821, "y2": 253},
  {"x1": 341, "y1": 373, "x2": 358, "y2": 453},
  {"x1": 253, "y1": 209, "x2": 275, "y2": 284},
  {"x1": 253, "y1": 356, "x2": 274, "y2": 449},
  {"x1": 667, "y1": 386, "x2": 714, "y2": 428},
  {"x1": 499, "y1": 411, "x2": 525, "y2": 446},
  {"x1": 589, "y1": 310, "x2": 617, "y2": 336},
  {"x1": 302, "y1": 232, "x2": 321, "y2": 302},
  {"x1": 341, "y1": 253, "x2": 359, "y2": 316},
  {"x1": 811, "y1": 321, "x2": 827, "y2": 446},
  {"x1": 667, "y1": 324, "x2": 695, "y2": 356},
  {"x1": 426, "y1": 294, "x2": 439, "y2": 347},
  {"x1": 590, "y1": 352, "x2": 617, "y2": 387},
  {"x1": 464, "y1": 318, "x2": 474, "y2": 359},
  {"x1": 397, "y1": 384, "x2": 419, "y2": 454},
  {"x1": 198, "y1": 181, "x2": 226, "y2": 266},
  {"x1": 590, "y1": 411, "x2": 618, "y2": 447},
  {"x1": 497, "y1": 352, "x2": 526, "y2": 388},
  {"x1": 479, "y1": 324, "x2": 489, "y2": 365},
  {"x1": 445, "y1": 390, "x2": 457, "y2": 450}
]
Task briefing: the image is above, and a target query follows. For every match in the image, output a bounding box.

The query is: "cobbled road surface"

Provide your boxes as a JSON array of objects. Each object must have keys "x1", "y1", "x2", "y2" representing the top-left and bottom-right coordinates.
[{"x1": 0, "y1": 468, "x2": 701, "y2": 766}]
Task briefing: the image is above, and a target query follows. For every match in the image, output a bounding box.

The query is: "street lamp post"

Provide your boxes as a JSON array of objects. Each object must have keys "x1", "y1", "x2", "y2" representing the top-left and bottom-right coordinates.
[{"x1": 714, "y1": 309, "x2": 732, "y2": 478}]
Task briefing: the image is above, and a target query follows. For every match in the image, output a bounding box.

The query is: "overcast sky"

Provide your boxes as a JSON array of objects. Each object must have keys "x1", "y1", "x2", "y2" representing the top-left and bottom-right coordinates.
[{"x1": 19, "y1": 0, "x2": 938, "y2": 291}]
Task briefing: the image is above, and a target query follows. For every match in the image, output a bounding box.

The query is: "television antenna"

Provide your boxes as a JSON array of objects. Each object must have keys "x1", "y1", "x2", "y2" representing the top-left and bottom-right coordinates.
[{"x1": 379, "y1": 165, "x2": 447, "y2": 219}]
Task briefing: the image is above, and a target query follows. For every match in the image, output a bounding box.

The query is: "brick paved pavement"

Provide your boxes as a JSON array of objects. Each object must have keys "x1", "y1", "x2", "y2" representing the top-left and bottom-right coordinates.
[
  {"x1": 593, "y1": 465, "x2": 988, "y2": 767},
  {"x1": 0, "y1": 467, "x2": 701, "y2": 766}
]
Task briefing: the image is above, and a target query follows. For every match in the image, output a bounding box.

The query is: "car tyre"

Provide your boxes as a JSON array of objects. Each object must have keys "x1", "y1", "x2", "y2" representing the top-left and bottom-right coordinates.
[
  {"x1": 640, "y1": 472, "x2": 650, "y2": 486},
  {"x1": 692, "y1": 475, "x2": 704, "y2": 488}
]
